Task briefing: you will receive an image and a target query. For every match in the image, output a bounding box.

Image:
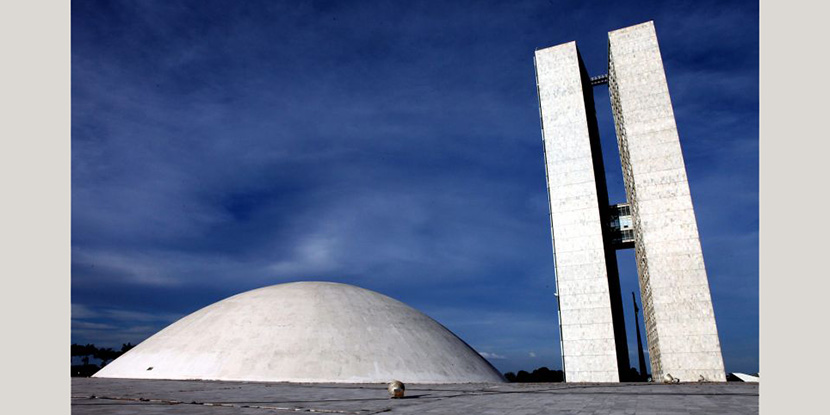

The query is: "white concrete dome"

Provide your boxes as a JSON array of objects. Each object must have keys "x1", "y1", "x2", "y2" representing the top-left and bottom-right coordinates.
[{"x1": 93, "y1": 281, "x2": 505, "y2": 383}]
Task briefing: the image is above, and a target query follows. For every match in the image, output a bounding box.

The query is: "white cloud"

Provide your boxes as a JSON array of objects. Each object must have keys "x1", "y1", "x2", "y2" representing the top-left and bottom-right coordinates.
[
  {"x1": 268, "y1": 233, "x2": 340, "y2": 276},
  {"x1": 71, "y1": 303, "x2": 183, "y2": 324},
  {"x1": 71, "y1": 321, "x2": 117, "y2": 330},
  {"x1": 479, "y1": 351, "x2": 506, "y2": 360},
  {"x1": 73, "y1": 248, "x2": 181, "y2": 287},
  {"x1": 529, "y1": 351, "x2": 536, "y2": 358},
  {"x1": 104, "y1": 309, "x2": 183, "y2": 323},
  {"x1": 72, "y1": 303, "x2": 99, "y2": 319}
]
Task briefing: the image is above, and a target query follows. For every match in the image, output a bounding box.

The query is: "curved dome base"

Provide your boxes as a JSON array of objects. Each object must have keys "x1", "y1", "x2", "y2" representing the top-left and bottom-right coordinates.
[{"x1": 93, "y1": 282, "x2": 505, "y2": 384}]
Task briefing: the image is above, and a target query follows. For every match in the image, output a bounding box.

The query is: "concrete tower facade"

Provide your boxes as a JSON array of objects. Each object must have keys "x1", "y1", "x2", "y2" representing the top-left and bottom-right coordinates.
[
  {"x1": 534, "y1": 21, "x2": 726, "y2": 383},
  {"x1": 534, "y1": 42, "x2": 630, "y2": 383}
]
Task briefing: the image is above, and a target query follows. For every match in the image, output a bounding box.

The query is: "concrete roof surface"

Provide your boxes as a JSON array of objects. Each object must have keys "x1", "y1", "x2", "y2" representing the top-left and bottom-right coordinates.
[{"x1": 72, "y1": 378, "x2": 759, "y2": 414}]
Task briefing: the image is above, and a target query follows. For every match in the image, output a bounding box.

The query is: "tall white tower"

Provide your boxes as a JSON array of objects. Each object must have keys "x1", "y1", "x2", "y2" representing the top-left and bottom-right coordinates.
[{"x1": 534, "y1": 21, "x2": 726, "y2": 383}]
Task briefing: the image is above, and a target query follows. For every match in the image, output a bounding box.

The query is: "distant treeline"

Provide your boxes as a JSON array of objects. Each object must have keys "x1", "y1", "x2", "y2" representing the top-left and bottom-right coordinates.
[
  {"x1": 504, "y1": 367, "x2": 564, "y2": 382},
  {"x1": 504, "y1": 367, "x2": 647, "y2": 382},
  {"x1": 71, "y1": 343, "x2": 135, "y2": 377}
]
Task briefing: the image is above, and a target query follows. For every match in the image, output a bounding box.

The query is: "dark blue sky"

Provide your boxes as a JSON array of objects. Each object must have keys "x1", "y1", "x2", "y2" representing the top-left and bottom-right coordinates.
[{"x1": 71, "y1": 0, "x2": 758, "y2": 374}]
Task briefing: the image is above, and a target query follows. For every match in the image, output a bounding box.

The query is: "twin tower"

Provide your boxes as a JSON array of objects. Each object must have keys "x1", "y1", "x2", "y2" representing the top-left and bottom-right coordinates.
[{"x1": 534, "y1": 21, "x2": 726, "y2": 382}]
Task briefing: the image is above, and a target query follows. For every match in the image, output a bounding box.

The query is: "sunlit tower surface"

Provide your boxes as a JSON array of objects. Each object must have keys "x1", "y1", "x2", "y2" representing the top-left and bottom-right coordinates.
[{"x1": 534, "y1": 21, "x2": 726, "y2": 383}]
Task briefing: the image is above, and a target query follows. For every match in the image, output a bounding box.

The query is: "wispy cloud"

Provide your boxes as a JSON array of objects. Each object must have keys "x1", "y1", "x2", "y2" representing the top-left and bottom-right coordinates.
[
  {"x1": 71, "y1": 321, "x2": 117, "y2": 330},
  {"x1": 479, "y1": 352, "x2": 506, "y2": 360},
  {"x1": 70, "y1": 303, "x2": 186, "y2": 347}
]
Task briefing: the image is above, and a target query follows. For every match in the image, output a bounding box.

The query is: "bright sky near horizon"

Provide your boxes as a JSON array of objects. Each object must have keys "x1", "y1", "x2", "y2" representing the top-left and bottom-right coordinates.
[{"x1": 71, "y1": 0, "x2": 758, "y2": 374}]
